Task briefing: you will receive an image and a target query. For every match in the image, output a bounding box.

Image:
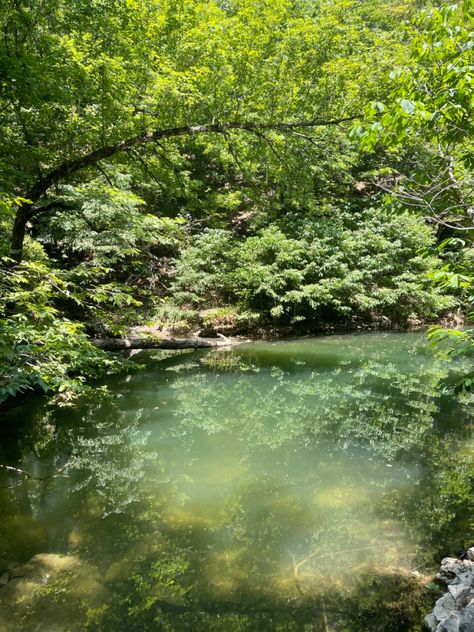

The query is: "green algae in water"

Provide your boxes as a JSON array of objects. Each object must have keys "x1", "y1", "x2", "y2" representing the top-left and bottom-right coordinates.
[{"x1": 0, "y1": 332, "x2": 472, "y2": 631}]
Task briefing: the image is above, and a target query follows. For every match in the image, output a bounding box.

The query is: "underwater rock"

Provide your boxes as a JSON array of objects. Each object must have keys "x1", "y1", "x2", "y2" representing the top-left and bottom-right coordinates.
[
  {"x1": 0, "y1": 571, "x2": 10, "y2": 587},
  {"x1": 425, "y1": 557, "x2": 474, "y2": 632},
  {"x1": 0, "y1": 559, "x2": 16, "y2": 574},
  {"x1": 0, "y1": 552, "x2": 110, "y2": 632}
]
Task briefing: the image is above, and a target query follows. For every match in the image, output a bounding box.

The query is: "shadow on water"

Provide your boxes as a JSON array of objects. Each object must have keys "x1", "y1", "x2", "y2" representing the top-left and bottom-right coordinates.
[{"x1": 0, "y1": 332, "x2": 472, "y2": 631}]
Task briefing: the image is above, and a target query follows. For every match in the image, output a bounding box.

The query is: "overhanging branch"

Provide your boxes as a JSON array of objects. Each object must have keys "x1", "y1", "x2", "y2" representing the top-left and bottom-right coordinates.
[
  {"x1": 23, "y1": 116, "x2": 359, "y2": 207},
  {"x1": 11, "y1": 115, "x2": 358, "y2": 261}
]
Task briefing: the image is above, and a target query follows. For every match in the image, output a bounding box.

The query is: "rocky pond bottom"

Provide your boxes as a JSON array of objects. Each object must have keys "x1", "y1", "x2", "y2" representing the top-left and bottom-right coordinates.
[{"x1": 0, "y1": 332, "x2": 473, "y2": 631}]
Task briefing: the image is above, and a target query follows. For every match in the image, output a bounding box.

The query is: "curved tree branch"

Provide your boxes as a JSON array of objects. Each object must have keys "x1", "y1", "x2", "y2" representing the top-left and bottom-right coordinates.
[{"x1": 10, "y1": 116, "x2": 358, "y2": 261}]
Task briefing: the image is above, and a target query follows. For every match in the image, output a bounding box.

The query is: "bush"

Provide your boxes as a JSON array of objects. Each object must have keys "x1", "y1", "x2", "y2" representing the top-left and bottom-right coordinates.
[
  {"x1": 169, "y1": 206, "x2": 454, "y2": 330},
  {"x1": 0, "y1": 260, "x2": 128, "y2": 404}
]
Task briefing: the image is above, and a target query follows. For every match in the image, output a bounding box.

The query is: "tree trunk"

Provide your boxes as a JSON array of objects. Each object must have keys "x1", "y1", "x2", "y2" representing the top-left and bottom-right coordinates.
[
  {"x1": 91, "y1": 336, "x2": 238, "y2": 350},
  {"x1": 10, "y1": 204, "x2": 30, "y2": 263}
]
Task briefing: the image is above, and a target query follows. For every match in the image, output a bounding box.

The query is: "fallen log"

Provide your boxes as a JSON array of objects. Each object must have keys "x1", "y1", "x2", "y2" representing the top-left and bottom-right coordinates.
[{"x1": 91, "y1": 335, "x2": 236, "y2": 351}]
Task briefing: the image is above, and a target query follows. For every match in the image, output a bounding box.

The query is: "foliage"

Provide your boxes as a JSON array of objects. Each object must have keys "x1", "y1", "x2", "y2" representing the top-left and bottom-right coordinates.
[
  {"x1": 0, "y1": 0, "x2": 413, "y2": 201},
  {"x1": 0, "y1": 259, "x2": 129, "y2": 404},
  {"x1": 37, "y1": 170, "x2": 185, "y2": 265},
  {"x1": 356, "y1": 0, "x2": 474, "y2": 225},
  {"x1": 354, "y1": 0, "x2": 474, "y2": 390},
  {"x1": 425, "y1": 231, "x2": 474, "y2": 396},
  {"x1": 0, "y1": 169, "x2": 184, "y2": 405},
  {"x1": 168, "y1": 205, "x2": 454, "y2": 330},
  {"x1": 428, "y1": 325, "x2": 474, "y2": 391},
  {"x1": 0, "y1": 194, "x2": 25, "y2": 257}
]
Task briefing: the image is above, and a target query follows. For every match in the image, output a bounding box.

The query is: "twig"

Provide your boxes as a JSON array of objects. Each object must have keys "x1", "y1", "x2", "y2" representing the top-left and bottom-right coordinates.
[
  {"x1": 289, "y1": 551, "x2": 306, "y2": 597},
  {"x1": 292, "y1": 542, "x2": 397, "y2": 576},
  {"x1": 321, "y1": 597, "x2": 330, "y2": 632},
  {"x1": 0, "y1": 463, "x2": 69, "y2": 488},
  {"x1": 290, "y1": 549, "x2": 332, "y2": 631}
]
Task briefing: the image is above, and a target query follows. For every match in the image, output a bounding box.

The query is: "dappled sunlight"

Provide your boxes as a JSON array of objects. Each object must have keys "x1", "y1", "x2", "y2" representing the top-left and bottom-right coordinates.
[
  {"x1": 312, "y1": 483, "x2": 372, "y2": 510},
  {"x1": 0, "y1": 553, "x2": 112, "y2": 632}
]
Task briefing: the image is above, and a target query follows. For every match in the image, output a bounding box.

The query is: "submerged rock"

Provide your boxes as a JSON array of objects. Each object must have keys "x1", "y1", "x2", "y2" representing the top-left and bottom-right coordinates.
[
  {"x1": 0, "y1": 558, "x2": 17, "y2": 574},
  {"x1": 425, "y1": 557, "x2": 474, "y2": 632},
  {"x1": 0, "y1": 552, "x2": 110, "y2": 632},
  {"x1": 0, "y1": 571, "x2": 10, "y2": 587}
]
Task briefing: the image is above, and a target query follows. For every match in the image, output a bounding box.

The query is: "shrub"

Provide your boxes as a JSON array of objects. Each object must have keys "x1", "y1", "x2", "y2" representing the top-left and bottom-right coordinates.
[
  {"x1": 169, "y1": 206, "x2": 454, "y2": 330},
  {"x1": 0, "y1": 260, "x2": 128, "y2": 404}
]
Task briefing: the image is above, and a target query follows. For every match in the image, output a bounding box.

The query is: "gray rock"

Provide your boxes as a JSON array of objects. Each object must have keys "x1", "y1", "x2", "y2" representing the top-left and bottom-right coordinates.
[
  {"x1": 434, "y1": 594, "x2": 457, "y2": 622},
  {"x1": 449, "y1": 585, "x2": 472, "y2": 604},
  {"x1": 425, "y1": 613, "x2": 438, "y2": 631},
  {"x1": 459, "y1": 572, "x2": 474, "y2": 584},
  {"x1": 439, "y1": 615, "x2": 460, "y2": 632},
  {"x1": 460, "y1": 604, "x2": 474, "y2": 632},
  {"x1": 427, "y1": 557, "x2": 474, "y2": 632}
]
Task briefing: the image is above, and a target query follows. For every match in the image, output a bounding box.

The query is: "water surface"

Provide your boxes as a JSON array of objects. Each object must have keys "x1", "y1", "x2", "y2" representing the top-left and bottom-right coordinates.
[{"x1": 0, "y1": 332, "x2": 473, "y2": 631}]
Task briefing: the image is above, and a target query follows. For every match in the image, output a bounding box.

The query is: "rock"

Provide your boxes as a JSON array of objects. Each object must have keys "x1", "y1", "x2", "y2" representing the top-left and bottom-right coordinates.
[
  {"x1": 438, "y1": 559, "x2": 474, "y2": 586},
  {"x1": 440, "y1": 615, "x2": 461, "y2": 632},
  {"x1": 434, "y1": 594, "x2": 457, "y2": 622},
  {"x1": 17, "y1": 552, "x2": 79, "y2": 576},
  {"x1": 461, "y1": 604, "x2": 474, "y2": 632},
  {"x1": 0, "y1": 551, "x2": 109, "y2": 631},
  {"x1": 426, "y1": 557, "x2": 474, "y2": 632},
  {"x1": 0, "y1": 571, "x2": 10, "y2": 587},
  {"x1": 442, "y1": 558, "x2": 459, "y2": 565},
  {"x1": 449, "y1": 585, "x2": 471, "y2": 603},
  {"x1": 425, "y1": 613, "x2": 438, "y2": 631}
]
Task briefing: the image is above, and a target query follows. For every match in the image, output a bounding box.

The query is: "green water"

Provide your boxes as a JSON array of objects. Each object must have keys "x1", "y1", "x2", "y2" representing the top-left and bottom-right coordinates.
[{"x1": 0, "y1": 332, "x2": 473, "y2": 631}]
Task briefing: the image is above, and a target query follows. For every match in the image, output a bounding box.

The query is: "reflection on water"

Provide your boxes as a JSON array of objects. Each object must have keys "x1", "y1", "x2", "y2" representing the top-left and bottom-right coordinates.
[{"x1": 0, "y1": 332, "x2": 473, "y2": 631}]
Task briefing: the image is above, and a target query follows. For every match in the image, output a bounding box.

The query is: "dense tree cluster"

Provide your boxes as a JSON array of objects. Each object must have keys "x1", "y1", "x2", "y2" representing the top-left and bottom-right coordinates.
[{"x1": 0, "y1": 0, "x2": 473, "y2": 402}]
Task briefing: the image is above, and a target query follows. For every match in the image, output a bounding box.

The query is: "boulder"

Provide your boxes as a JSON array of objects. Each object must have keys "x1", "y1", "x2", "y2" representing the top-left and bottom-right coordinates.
[{"x1": 425, "y1": 557, "x2": 474, "y2": 632}]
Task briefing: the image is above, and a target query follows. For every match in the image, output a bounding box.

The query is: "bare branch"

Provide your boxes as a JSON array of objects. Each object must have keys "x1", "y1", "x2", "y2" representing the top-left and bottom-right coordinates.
[{"x1": 0, "y1": 462, "x2": 69, "y2": 488}]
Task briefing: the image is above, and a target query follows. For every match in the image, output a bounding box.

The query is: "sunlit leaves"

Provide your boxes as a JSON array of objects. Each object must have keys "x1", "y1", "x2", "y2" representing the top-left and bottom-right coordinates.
[
  {"x1": 0, "y1": 258, "x2": 129, "y2": 403},
  {"x1": 169, "y1": 205, "x2": 453, "y2": 328}
]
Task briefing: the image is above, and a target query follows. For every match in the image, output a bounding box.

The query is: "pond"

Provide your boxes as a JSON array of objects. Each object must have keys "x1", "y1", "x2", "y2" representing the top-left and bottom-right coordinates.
[{"x1": 0, "y1": 332, "x2": 473, "y2": 631}]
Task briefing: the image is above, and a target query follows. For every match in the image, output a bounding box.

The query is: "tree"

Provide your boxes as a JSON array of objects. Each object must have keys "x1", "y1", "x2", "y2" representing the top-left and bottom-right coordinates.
[
  {"x1": 355, "y1": 0, "x2": 474, "y2": 390},
  {"x1": 357, "y1": 0, "x2": 474, "y2": 230},
  {"x1": 0, "y1": 0, "x2": 413, "y2": 261}
]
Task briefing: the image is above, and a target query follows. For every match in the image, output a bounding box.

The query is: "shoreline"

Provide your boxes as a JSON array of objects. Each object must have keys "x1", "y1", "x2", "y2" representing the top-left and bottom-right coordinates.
[{"x1": 425, "y1": 552, "x2": 474, "y2": 632}]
